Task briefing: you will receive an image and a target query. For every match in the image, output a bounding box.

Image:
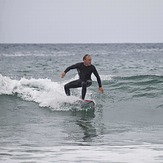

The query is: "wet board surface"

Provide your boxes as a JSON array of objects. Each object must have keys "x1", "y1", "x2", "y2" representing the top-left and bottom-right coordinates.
[
  {"x1": 74, "y1": 99, "x2": 95, "y2": 110},
  {"x1": 62, "y1": 99, "x2": 95, "y2": 112}
]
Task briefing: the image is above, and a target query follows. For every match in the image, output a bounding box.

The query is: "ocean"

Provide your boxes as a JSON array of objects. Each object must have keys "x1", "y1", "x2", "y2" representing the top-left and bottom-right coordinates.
[{"x1": 0, "y1": 43, "x2": 163, "y2": 162}]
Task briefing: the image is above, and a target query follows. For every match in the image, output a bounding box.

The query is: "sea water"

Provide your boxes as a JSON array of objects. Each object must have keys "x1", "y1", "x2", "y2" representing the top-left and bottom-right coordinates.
[{"x1": 0, "y1": 43, "x2": 163, "y2": 162}]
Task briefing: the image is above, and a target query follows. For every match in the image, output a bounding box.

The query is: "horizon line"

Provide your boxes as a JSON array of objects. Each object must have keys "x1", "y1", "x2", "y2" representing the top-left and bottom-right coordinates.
[{"x1": 0, "y1": 42, "x2": 163, "y2": 44}]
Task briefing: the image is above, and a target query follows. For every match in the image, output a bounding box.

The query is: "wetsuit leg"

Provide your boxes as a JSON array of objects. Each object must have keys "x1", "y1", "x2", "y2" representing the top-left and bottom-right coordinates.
[
  {"x1": 81, "y1": 80, "x2": 92, "y2": 100},
  {"x1": 64, "y1": 79, "x2": 82, "y2": 96}
]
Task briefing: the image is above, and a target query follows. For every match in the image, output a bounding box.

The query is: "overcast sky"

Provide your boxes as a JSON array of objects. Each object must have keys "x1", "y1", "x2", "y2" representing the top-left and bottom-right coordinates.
[{"x1": 0, "y1": 0, "x2": 163, "y2": 43}]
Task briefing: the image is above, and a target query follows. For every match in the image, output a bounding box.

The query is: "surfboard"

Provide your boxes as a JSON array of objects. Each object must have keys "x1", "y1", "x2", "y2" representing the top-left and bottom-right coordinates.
[
  {"x1": 74, "y1": 99, "x2": 95, "y2": 111},
  {"x1": 62, "y1": 99, "x2": 95, "y2": 112}
]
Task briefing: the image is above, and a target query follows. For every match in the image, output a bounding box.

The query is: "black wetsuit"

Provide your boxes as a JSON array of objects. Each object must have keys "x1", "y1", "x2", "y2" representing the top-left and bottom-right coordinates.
[{"x1": 64, "y1": 62, "x2": 102, "y2": 99}]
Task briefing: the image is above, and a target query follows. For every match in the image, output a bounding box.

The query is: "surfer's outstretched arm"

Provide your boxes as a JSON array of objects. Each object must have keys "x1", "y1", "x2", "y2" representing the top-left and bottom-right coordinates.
[
  {"x1": 93, "y1": 66, "x2": 104, "y2": 94},
  {"x1": 61, "y1": 63, "x2": 81, "y2": 78}
]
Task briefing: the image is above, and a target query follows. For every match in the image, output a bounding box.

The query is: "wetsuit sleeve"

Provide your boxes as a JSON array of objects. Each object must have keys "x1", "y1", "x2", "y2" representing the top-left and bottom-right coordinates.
[
  {"x1": 64, "y1": 63, "x2": 81, "y2": 73},
  {"x1": 93, "y1": 66, "x2": 102, "y2": 87}
]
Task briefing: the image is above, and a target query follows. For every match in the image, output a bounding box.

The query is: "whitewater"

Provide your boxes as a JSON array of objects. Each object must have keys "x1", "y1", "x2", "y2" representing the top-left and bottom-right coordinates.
[{"x1": 0, "y1": 74, "x2": 80, "y2": 110}]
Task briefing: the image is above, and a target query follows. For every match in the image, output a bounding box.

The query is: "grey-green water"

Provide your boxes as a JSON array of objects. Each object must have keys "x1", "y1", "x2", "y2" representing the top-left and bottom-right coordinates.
[{"x1": 0, "y1": 44, "x2": 163, "y2": 162}]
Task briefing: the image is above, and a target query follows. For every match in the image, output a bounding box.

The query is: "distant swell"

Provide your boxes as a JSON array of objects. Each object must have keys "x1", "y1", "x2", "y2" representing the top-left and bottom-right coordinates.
[
  {"x1": 120, "y1": 74, "x2": 163, "y2": 82},
  {"x1": 110, "y1": 74, "x2": 163, "y2": 99}
]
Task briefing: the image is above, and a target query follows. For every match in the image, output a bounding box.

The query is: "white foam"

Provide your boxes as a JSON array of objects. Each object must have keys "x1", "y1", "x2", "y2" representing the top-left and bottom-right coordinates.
[
  {"x1": 0, "y1": 73, "x2": 112, "y2": 110},
  {"x1": 2, "y1": 144, "x2": 163, "y2": 163},
  {"x1": 73, "y1": 74, "x2": 113, "y2": 81},
  {"x1": 51, "y1": 144, "x2": 163, "y2": 163},
  {"x1": 92, "y1": 74, "x2": 113, "y2": 81},
  {"x1": 0, "y1": 74, "x2": 79, "y2": 110},
  {"x1": 2, "y1": 51, "x2": 76, "y2": 57},
  {"x1": 2, "y1": 53, "x2": 46, "y2": 57}
]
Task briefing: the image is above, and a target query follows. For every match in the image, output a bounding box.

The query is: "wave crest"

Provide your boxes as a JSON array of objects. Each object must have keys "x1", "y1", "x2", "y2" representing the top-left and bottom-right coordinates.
[
  {"x1": 109, "y1": 74, "x2": 163, "y2": 99},
  {"x1": 0, "y1": 74, "x2": 79, "y2": 110}
]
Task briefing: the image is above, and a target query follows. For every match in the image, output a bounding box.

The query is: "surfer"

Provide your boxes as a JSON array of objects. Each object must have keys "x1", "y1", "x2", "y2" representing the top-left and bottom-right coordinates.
[{"x1": 61, "y1": 54, "x2": 104, "y2": 100}]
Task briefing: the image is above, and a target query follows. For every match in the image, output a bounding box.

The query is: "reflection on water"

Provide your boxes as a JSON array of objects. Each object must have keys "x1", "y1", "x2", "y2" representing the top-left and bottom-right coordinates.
[
  {"x1": 65, "y1": 106, "x2": 105, "y2": 144},
  {"x1": 76, "y1": 117, "x2": 97, "y2": 142}
]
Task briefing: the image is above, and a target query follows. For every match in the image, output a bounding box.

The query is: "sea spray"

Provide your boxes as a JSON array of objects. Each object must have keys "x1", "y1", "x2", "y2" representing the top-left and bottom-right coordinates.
[{"x1": 0, "y1": 74, "x2": 79, "y2": 110}]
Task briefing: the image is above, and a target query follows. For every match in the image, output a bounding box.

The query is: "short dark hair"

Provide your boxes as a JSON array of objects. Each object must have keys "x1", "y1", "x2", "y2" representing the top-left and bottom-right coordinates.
[{"x1": 83, "y1": 54, "x2": 91, "y2": 60}]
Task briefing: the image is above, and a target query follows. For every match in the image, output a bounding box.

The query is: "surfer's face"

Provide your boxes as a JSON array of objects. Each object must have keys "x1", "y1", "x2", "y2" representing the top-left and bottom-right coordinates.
[{"x1": 84, "y1": 56, "x2": 92, "y2": 66}]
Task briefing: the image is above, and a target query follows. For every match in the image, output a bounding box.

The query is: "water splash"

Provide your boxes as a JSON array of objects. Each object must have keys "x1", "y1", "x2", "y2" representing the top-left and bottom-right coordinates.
[{"x1": 0, "y1": 74, "x2": 79, "y2": 110}]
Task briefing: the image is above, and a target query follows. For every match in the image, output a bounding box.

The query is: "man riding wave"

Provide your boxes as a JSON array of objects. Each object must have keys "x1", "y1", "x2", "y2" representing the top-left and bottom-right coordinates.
[{"x1": 61, "y1": 54, "x2": 104, "y2": 100}]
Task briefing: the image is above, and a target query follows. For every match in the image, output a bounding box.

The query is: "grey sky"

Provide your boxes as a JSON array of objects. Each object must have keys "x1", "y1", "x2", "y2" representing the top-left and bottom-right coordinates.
[{"x1": 0, "y1": 0, "x2": 163, "y2": 43}]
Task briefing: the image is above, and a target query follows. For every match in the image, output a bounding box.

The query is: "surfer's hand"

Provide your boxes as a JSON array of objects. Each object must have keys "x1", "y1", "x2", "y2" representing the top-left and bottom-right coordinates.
[
  {"x1": 61, "y1": 72, "x2": 66, "y2": 78},
  {"x1": 99, "y1": 87, "x2": 104, "y2": 94}
]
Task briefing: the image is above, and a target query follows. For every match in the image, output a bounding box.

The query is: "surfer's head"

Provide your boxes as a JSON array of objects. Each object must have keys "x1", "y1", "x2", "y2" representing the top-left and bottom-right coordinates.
[{"x1": 83, "y1": 54, "x2": 92, "y2": 66}]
